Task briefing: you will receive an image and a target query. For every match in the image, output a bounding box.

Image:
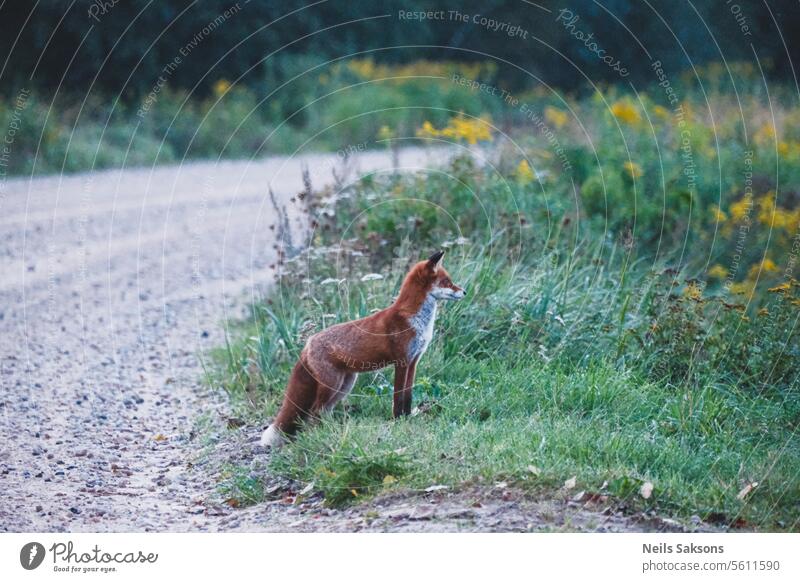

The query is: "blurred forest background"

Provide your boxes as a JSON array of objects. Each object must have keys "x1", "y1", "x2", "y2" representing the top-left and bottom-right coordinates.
[
  {"x1": 1, "y1": 0, "x2": 799, "y2": 173},
  {"x1": 3, "y1": 0, "x2": 800, "y2": 96}
]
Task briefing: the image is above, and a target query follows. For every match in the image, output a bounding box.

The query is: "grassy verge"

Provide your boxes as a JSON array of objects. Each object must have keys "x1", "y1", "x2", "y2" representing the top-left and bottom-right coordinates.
[{"x1": 212, "y1": 147, "x2": 799, "y2": 530}]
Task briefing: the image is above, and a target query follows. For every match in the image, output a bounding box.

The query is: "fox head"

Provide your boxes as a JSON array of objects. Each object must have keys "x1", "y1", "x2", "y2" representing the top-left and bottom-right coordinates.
[{"x1": 407, "y1": 250, "x2": 466, "y2": 301}]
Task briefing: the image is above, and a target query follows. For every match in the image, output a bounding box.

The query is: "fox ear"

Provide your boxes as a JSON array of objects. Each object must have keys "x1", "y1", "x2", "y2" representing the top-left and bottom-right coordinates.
[{"x1": 427, "y1": 250, "x2": 445, "y2": 271}]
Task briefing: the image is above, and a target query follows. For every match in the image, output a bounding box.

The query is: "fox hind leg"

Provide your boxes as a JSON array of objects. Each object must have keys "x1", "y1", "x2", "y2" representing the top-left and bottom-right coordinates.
[
  {"x1": 262, "y1": 357, "x2": 354, "y2": 448},
  {"x1": 323, "y1": 372, "x2": 356, "y2": 411},
  {"x1": 261, "y1": 358, "x2": 319, "y2": 448}
]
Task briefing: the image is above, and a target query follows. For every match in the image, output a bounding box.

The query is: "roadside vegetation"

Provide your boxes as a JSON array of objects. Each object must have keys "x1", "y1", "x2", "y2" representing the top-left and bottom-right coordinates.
[
  {"x1": 1, "y1": 60, "x2": 502, "y2": 176},
  {"x1": 213, "y1": 62, "x2": 800, "y2": 530}
]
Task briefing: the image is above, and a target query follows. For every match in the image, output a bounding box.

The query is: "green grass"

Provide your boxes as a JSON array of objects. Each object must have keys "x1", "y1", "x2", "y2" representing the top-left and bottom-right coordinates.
[
  {"x1": 212, "y1": 243, "x2": 799, "y2": 526},
  {"x1": 264, "y1": 353, "x2": 798, "y2": 524},
  {"x1": 210, "y1": 91, "x2": 800, "y2": 528},
  {"x1": 218, "y1": 463, "x2": 265, "y2": 507}
]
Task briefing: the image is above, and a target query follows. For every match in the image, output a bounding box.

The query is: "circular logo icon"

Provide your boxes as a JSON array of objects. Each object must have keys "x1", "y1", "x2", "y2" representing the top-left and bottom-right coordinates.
[{"x1": 20, "y1": 542, "x2": 46, "y2": 570}]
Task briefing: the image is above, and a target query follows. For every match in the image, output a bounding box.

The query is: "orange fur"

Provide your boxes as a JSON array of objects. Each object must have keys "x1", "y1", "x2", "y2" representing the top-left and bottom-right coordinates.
[{"x1": 261, "y1": 250, "x2": 465, "y2": 447}]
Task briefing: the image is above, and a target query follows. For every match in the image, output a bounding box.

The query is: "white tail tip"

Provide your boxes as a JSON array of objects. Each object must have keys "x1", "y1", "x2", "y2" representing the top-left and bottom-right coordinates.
[{"x1": 259, "y1": 424, "x2": 285, "y2": 448}]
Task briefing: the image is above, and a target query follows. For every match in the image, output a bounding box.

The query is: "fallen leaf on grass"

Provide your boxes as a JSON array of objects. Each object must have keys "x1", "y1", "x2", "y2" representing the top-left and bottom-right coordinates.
[
  {"x1": 527, "y1": 465, "x2": 541, "y2": 476},
  {"x1": 224, "y1": 498, "x2": 240, "y2": 508},
  {"x1": 572, "y1": 490, "x2": 586, "y2": 502},
  {"x1": 563, "y1": 476, "x2": 577, "y2": 490},
  {"x1": 574, "y1": 491, "x2": 608, "y2": 504},
  {"x1": 424, "y1": 485, "x2": 448, "y2": 492},
  {"x1": 737, "y1": 482, "x2": 758, "y2": 500},
  {"x1": 382, "y1": 475, "x2": 397, "y2": 485},
  {"x1": 640, "y1": 481, "x2": 654, "y2": 499}
]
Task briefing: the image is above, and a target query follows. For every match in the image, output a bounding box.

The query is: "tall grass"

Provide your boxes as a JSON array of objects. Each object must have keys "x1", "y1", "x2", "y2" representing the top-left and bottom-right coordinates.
[{"x1": 213, "y1": 150, "x2": 799, "y2": 529}]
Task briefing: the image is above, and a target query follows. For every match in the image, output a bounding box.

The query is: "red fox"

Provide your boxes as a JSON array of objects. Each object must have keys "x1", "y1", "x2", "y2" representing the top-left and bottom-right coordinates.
[{"x1": 260, "y1": 250, "x2": 465, "y2": 447}]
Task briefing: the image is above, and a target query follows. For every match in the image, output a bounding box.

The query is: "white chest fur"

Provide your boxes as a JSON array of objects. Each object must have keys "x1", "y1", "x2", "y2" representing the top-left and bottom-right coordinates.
[{"x1": 407, "y1": 294, "x2": 437, "y2": 361}]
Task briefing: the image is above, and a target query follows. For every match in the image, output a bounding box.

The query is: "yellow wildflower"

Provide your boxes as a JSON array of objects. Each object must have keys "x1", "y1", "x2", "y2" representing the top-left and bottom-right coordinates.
[
  {"x1": 611, "y1": 100, "x2": 641, "y2": 125},
  {"x1": 757, "y1": 193, "x2": 796, "y2": 229},
  {"x1": 348, "y1": 58, "x2": 376, "y2": 79},
  {"x1": 445, "y1": 116, "x2": 493, "y2": 144},
  {"x1": 768, "y1": 282, "x2": 791, "y2": 293},
  {"x1": 623, "y1": 160, "x2": 643, "y2": 179},
  {"x1": 416, "y1": 120, "x2": 438, "y2": 138},
  {"x1": 754, "y1": 122, "x2": 776, "y2": 144},
  {"x1": 783, "y1": 141, "x2": 800, "y2": 157},
  {"x1": 652, "y1": 105, "x2": 670, "y2": 120},
  {"x1": 762, "y1": 258, "x2": 779, "y2": 272},
  {"x1": 377, "y1": 125, "x2": 395, "y2": 141},
  {"x1": 729, "y1": 281, "x2": 755, "y2": 297},
  {"x1": 710, "y1": 205, "x2": 727, "y2": 223},
  {"x1": 544, "y1": 106, "x2": 569, "y2": 129},
  {"x1": 708, "y1": 264, "x2": 729, "y2": 279},
  {"x1": 747, "y1": 259, "x2": 778, "y2": 280},
  {"x1": 213, "y1": 79, "x2": 231, "y2": 97},
  {"x1": 516, "y1": 159, "x2": 536, "y2": 184},
  {"x1": 729, "y1": 197, "x2": 752, "y2": 221},
  {"x1": 417, "y1": 115, "x2": 492, "y2": 145},
  {"x1": 683, "y1": 282, "x2": 702, "y2": 300},
  {"x1": 757, "y1": 193, "x2": 775, "y2": 225}
]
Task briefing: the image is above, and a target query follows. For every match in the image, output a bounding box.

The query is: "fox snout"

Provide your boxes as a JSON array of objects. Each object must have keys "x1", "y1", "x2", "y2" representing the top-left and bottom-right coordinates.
[{"x1": 432, "y1": 283, "x2": 466, "y2": 300}]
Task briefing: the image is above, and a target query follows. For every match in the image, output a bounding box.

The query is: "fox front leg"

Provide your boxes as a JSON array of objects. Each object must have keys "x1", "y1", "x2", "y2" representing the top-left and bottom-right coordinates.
[
  {"x1": 402, "y1": 357, "x2": 419, "y2": 416},
  {"x1": 392, "y1": 363, "x2": 410, "y2": 418}
]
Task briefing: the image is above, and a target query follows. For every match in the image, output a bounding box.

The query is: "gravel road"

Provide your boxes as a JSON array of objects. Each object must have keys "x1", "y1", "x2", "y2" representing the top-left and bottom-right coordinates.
[
  {"x1": 0, "y1": 149, "x2": 439, "y2": 532},
  {"x1": 0, "y1": 149, "x2": 688, "y2": 533}
]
